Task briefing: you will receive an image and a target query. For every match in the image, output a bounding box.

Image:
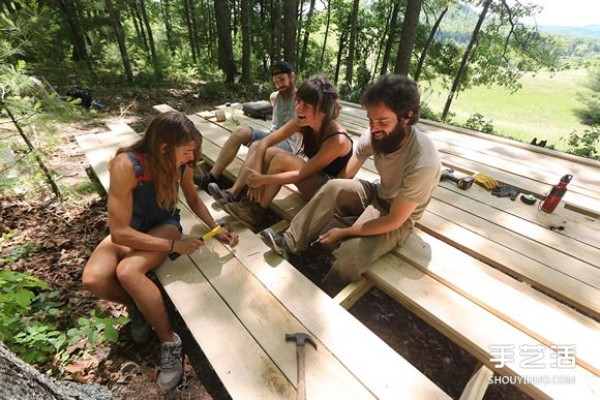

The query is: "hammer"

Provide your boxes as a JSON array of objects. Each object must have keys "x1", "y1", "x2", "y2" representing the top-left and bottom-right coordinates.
[
  {"x1": 286, "y1": 332, "x2": 317, "y2": 400},
  {"x1": 440, "y1": 168, "x2": 474, "y2": 190}
]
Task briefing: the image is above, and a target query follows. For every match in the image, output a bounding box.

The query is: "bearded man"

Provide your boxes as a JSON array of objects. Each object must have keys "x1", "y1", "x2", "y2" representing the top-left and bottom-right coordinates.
[{"x1": 259, "y1": 74, "x2": 441, "y2": 296}]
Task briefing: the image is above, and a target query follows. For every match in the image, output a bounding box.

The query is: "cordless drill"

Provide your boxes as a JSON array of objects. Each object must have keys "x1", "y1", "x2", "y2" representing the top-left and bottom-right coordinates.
[{"x1": 440, "y1": 168, "x2": 474, "y2": 190}]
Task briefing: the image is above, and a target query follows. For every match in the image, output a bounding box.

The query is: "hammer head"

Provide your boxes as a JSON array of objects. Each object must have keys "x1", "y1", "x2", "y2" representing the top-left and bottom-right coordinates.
[
  {"x1": 440, "y1": 168, "x2": 455, "y2": 182},
  {"x1": 285, "y1": 332, "x2": 317, "y2": 349}
]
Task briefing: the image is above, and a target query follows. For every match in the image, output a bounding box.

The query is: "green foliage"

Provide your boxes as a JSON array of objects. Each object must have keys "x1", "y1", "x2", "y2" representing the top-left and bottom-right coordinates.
[
  {"x1": 563, "y1": 126, "x2": 600, "y2": 160},
  {"x1": 464, "y1": 113, "x2": 495, "y2": 134},
  {"x1": 575, "y1": 65, "x2": 600, "y2": 125},
  {"x1": 0, "y1": 269, "x2": 127, "y2": 370}
]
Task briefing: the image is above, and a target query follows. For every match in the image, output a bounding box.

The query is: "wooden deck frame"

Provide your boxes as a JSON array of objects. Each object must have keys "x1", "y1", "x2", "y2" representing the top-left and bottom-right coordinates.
[{"x1": 189, "y1": 102, "x2": 600, "y2": 399}]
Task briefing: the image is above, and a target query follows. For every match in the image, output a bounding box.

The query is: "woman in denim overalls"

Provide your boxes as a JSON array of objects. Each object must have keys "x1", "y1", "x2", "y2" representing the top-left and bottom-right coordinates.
[{"x1": 82, "y1": 112, "x2": 238, "y2": 391}]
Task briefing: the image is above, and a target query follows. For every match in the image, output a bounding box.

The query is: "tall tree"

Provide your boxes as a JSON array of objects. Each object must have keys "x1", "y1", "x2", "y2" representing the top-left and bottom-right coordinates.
[
  {"x1": 56, "y1": 0, "x2": 89, "y2": 62},
  {"x1": 214, "y1": 0, "x2": 236, "y2": 82},
  {"x1": 105, "y1": 0, "x2": 134, "y2": 83},
  {"x1": 394, "y1": 0, "x2": 423, "y2": 75},
  {"x1": 183, "y1": 0, "x2": 197, "y2": 63},
  {"x1": 138, "y1": 0, "x2": 161, "y2": 78},
  {"x1": 299, "y1": 0, "x2": 316, "y2": 70},
  {"x1": 241, "y1": 0, "x2": 251, "y2": 83},
  {"x1": 271, "y1": 0, "x2": 282, "y2": 62},
  {"x1": 319, "y1": 0, "x2": 332, "y2": 70},
  {"x1": 414, "y1": 3, "x2": 449, "y2": 81},
  {"x1": 283, "y1": 0, "x2": 297, "y2": 64},
  {"x1": 381, "y1": 1, "x2": 401, "y2": 75},
  {"x1": 162, "y1": 0, "x2": 175, "y2": 55},
  {"x1": 442, "y1": 0, "x2": 491, "y2": 119},
  {"x1": 345, "y1": 0, "x2": 360, "y2": 86}
]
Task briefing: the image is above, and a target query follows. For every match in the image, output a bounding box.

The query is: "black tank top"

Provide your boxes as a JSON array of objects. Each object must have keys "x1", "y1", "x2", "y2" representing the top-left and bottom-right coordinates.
[{"x1": 301, "y1": 129, "x2": 353, "y2": 177}]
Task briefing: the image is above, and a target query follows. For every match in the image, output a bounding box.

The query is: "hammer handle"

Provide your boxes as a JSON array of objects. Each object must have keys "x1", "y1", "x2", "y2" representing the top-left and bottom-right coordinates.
[{"x1": 296, "y1": 346, "x2": 306, "y2": 400}]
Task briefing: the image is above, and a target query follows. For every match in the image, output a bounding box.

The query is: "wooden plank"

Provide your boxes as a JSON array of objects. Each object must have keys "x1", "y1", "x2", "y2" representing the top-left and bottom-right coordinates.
[
  {"x1": 368, "y1": 253, "x2": 600, "y2": 400},
  {"x1": 174, "y1": 207, "x2": 375, "y2": 399},
  {"x1": 197, "y1": 191, "x2": 451, "y2": 400},
  {"x1": 459, "y1": 364, "x2": 493, "y2": 400},
  {"x1": 153, "y1": 104, "x2": 177, "y2": 113},
  {"x1": 434, "y1": 185, "x2": 600, "y2": 265},
  {"x1": 154, "y1": 253, "x2": 296, "y2": 399},
  {"x1": 333, "y1": 278, "x2": 374, "y2": 309},
  {"x1": 390, "y1": 230, "x2": 600, "y2": 376}
]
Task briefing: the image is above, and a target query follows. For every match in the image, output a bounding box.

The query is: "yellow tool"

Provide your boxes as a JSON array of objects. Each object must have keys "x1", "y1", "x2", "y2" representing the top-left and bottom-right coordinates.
[
  {"x1": 473, "y1": 172, "x2": 498, "y2": 191},
  {"x1": 200, "y1": 225, "x2": 222, "y2": 241},
  {"x1": 169, "y1": 225, "x2": 222, "y2": 260}
]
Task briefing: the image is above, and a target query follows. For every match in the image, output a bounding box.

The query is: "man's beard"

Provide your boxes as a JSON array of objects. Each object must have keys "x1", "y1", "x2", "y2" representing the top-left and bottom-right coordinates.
[{"x1": 372, "y1": 123, "x2": 407, "y2": 154}]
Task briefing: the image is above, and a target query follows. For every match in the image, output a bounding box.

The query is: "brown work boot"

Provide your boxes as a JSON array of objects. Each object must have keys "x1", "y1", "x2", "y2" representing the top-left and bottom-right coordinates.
[{"x1": 225, "y1": 201, "x2": 266, "y2": 230}]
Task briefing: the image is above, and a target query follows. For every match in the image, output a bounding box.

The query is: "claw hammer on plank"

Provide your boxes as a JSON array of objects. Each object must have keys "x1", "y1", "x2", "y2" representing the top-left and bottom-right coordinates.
[{"x1": 286, "y1": 332, "x2": 317, "y2": 400}]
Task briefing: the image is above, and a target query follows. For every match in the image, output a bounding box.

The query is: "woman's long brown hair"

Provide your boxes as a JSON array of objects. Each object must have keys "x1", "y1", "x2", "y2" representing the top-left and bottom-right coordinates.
[
  {"x1": 113, "y1": 111, "x2": 203, "y2": 209},
  {"x1": 295, "y1": 75, "x2": 340, "y2": 138}
]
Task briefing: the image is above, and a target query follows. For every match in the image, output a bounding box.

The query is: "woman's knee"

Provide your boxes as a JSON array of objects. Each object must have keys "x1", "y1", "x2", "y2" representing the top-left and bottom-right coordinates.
[
  {"x1": 115, "y1": 260, "x2": 144, "y2": 289},
  {"x1": 231, "y1": 126, "x2": 253, "y2": 145},
  {"x1": 82, "y1": 266, "x2": 109, "y2": 295}
]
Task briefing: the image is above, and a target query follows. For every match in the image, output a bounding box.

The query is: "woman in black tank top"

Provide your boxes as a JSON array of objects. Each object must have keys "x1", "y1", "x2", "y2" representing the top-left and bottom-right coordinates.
[{"x1": 221, "y1": 75, "x2": 353, "y2": 229}]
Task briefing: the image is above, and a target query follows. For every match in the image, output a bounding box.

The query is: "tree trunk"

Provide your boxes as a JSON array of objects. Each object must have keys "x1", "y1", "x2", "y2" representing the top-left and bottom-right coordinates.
[
  {"x1": 394, "y1": 0, "x2": 422, "y2": 75},
  {"x1": 131, "y1": 0, "x2": 149, "y2": 52},
  {"x1": 57, "y1": 0, "x2": 89, "y2": 62},
  {"x1": 241, "y1": 0, "x2": 251, "y2": 83},
  {"x1": 214, "y1": 0, "x2": 236, "y2": 82},
  {"x1": 283, "y1": 0, "x2": 297, "y2": 64},
  {"x1": 442, "y1": 0, "x2": 492, "y2": 120},
  {"x1": 319, "y1": 0, "x2": 332, "y2": 70},
  {"x1": 295, "y1": 0, "x2": 304, "y2": 55},
  {"x1": 334, "y1": 27, "x2": 348, "y2": 85},
  {"x1": 138, "y1": 0, "x2": 161, "y2": 78},
  {"x1": 162, "y1": 0, "x2": 175, "y2": 55},
  {"x1": 381, "y1": 1, "x2": 400, "y2": 75},
  {"x1": 182, "y1": 0, "x2": 197, "y2": 63},
  {"x1": 299, "y1": 0, "x2": 316, "y2": 70},
  {"x1": 345, "y1": 0, "x2": 360, "y2": 86},
  {"x1": 106, "y1": 0, "x2": 134, "y2": 83},
  {"x1": 0, "y1": 342, "x2": 113, "y2": 399},
  {"x1": 271, "y1": 0, "x2": 282, "y2": 62},
  {"x1": 3, "y1": 106, "x2": 63, "y2": 202},
  {"x1": 414, "y1": 4, "x2": 449, "y2": 81}
]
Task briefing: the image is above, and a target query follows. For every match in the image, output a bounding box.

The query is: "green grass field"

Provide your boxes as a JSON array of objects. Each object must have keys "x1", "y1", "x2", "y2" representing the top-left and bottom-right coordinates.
[{"x1": 421, "y1": 69, "x2": 591, "y2": 151}]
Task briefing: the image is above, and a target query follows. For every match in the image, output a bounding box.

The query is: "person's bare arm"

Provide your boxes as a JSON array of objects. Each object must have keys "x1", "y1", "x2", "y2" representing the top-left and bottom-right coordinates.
[
  {"x1": 336, "y1": 153, "x2": 365, "y2": 179},
  {"x1": 181, "y1": 166, "x2": 238, "y2": 246},
  {"x1": 107, "y1": 154, "x2": 175, "y2": 252}
]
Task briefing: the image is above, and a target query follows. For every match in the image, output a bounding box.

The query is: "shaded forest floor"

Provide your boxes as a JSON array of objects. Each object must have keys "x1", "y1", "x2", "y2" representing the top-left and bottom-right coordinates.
[{"x1": 1, "y1": 85, "x2": 531, "y2": 399}]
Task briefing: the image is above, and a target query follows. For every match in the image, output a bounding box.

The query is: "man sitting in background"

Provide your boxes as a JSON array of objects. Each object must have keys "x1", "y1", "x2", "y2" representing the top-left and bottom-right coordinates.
[
  {"x1": 194, "y1": 61, "x2": 302, "y2": 196},
  {"x1": 260, "y1": 74, "x2": 441, "y2": 296}
]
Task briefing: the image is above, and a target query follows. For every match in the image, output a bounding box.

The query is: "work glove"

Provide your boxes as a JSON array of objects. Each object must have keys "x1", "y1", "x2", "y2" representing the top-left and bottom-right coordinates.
[
  {"x1": 473, "y1": 172, "x2": 498, "y2": 191},
  {"x1": 491, "y1": 185, "x2": 519, "y2": 201}
]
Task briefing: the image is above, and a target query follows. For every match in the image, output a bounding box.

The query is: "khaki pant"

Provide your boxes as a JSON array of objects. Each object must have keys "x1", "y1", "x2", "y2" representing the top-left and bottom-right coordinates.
[{"x1": 284, "y1": 179, "x2": 413, "y2": 295}]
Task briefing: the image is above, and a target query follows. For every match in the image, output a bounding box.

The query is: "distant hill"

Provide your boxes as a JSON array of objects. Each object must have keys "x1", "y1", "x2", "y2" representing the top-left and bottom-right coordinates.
[{"x1": 538, "y1": 25, "x2": 600, "y2": 39}]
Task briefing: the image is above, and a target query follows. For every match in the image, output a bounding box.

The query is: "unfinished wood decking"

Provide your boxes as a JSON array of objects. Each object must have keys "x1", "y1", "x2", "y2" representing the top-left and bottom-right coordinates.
[
  {"x1": 76, "y1": 119, "x2": 450, "y2": 399},
  {"x1": 189, "y1": 101, "x2": 600, "y2": 400}
]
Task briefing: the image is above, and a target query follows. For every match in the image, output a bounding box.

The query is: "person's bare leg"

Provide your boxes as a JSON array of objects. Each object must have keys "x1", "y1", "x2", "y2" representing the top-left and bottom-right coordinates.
[
  {"x1": 231, "y1": 143, "x2": 286, "y2": 196},
  {"x1": 115, "y1": 224, "x2": 180, "y2": 343},
  {"x1": 82, "y1": 235, "x2": 134, "y2": 306},
  {"x1": 210, "y1": 125, "x2": 252, "y2": 178},
  {"x1": 258, "y1": 152, "x2": 305, "y2": 208}
]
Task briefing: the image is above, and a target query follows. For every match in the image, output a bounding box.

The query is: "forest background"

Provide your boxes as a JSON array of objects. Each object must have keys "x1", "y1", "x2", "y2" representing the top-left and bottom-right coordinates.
[{"x1": 1, "y1": 0, "x2": 600, "y2": 397}]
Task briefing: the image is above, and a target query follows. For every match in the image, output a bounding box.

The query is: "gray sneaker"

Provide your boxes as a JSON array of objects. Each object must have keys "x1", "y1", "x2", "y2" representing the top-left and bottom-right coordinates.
[
  {"x1": 127, "y1": 305, "x2": 152, "y2": 344},
  {"x1": 259, "y1": 228, "x2": 289, "y2": 256},
  {"x1": 207, "y1": 182, "x2": 237, "y2": 204},
  {"x1": 157, "y1": 333, "x2": 183, "y2": 392}
]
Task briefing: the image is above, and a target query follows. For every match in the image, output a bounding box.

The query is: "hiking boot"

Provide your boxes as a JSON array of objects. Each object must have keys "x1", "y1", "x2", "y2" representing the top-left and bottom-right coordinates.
[
  {"x1": 193, "y1": 170, "x2": 216, "y2": 192},
  {"x1": 225, "y1": 201, "x2": 266, "y2": 230},
  {"x1": 208, "y1": 182, "x2": 237, "y2": 204},
  {"x1": 157, "y1": 333, "x2": 183, "y2": 392},
  {"x1": 127, "y1": 305, "x2": 152, "y2": 344},
  {"x1": 259, "y1": 228, "x2": 290, "y2": 257}
]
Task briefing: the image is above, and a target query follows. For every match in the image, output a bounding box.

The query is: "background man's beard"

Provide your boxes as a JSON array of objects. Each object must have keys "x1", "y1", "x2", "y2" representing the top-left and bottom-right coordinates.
[{"x1": 372, "y1": 124, "x2": 407, "y2": 154}]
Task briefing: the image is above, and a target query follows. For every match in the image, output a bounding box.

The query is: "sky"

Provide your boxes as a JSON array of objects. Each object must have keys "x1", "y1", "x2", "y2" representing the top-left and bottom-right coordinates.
[{"x1": 529, "y1": 0, "x2": 599, "y2": 26}]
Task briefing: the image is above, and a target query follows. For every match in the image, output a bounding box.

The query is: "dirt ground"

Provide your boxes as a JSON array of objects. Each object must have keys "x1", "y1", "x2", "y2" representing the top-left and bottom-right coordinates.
[{"x1": 0, "y1": 89, "x2": 532, "y2": 399}]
